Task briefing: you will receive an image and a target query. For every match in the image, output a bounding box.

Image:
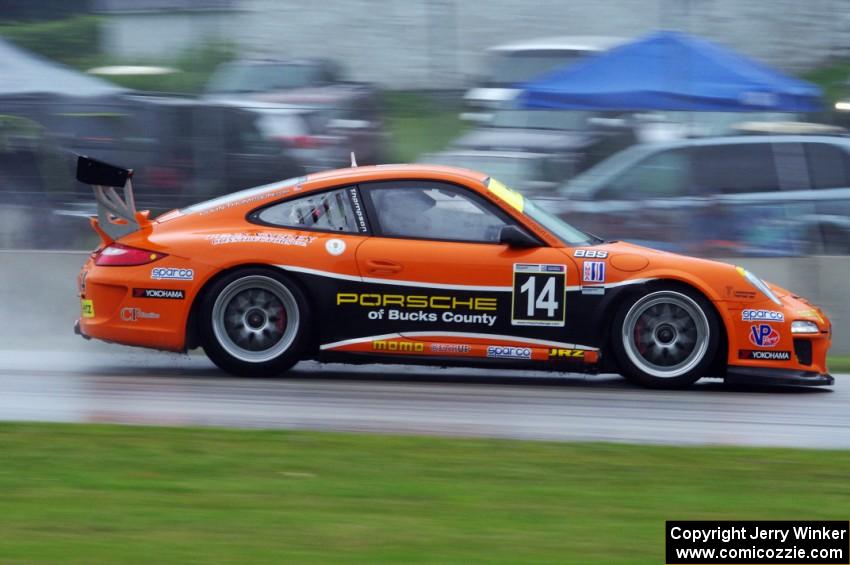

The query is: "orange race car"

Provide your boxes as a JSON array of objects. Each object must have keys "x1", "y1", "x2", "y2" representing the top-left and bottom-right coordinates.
[{"x1": 74, "y1": 155, "x2": 833, "y2": 389}]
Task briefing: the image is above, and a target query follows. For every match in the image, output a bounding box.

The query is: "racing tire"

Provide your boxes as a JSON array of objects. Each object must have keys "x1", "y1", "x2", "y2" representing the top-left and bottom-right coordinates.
[
  {"x1": 611, "y1": 285, "x2": 720, "y2": 389},
  {"x1": 199, "y1": 268, "x2": 312, "y2": 377}
]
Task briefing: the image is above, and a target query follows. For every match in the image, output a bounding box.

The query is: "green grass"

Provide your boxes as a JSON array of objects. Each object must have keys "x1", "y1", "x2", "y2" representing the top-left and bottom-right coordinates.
[
  {"x1": 1, "y1": 424, "x2": 850, "y2": 563},
  {"x1": 830, "y1": 355, "x2": 850, "y2": 373},
  {"x1": 383, "y1": 92, "x2": 466, "y2": 162},
  {"x1": 802, "y1": 59, "x2": 850, "y2": 104}
]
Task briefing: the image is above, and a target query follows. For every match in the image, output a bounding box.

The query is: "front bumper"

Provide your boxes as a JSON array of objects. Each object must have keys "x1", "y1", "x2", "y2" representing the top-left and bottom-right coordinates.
[{"x1": 726, "y1": 366, "x2": 834, "y2": 387}]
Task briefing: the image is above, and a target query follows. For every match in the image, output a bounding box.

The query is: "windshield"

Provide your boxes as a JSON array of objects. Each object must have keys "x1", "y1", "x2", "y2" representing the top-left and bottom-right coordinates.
[
  {"x1": 207, "y1": 63, "x2": 322, "y2": 94},
  {"x1": 486, "y1": 177, "x2": 596, "y2": 245},
  {"x1": 490, "y1": 109, "x2": 591, "y2": 130},
  {"x1": 485, "y1": 50, "x2": 585, "y2": 86}
]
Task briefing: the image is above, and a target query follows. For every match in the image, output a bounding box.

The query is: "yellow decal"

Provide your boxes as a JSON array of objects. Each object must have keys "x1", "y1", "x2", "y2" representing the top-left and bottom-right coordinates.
[
  {"x1": 373, "y1": 340, "x2": 425, "y2": 352},
  {"x1": 81, "y1": 299, "x2": 95, "y2": 318},
  {"x1": 337, "y1": 293, "x2": 497, "y2": 311},
  {"x1": 548, "y1": 348, "x2": 585, "y2": 359},
  {"x1": 487, "y1": 178, "x2": 524, "y2": 213}
]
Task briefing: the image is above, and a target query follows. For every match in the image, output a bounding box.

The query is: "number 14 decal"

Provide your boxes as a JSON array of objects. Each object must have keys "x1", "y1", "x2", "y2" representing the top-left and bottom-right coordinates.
[{"x1": 511, "y1": 264, "x2": 566, "y2": 327}]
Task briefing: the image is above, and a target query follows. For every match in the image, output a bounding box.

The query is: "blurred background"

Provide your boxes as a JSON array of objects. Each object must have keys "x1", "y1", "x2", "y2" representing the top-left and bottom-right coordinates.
[{"x1": 3, "y1": 0, "x2": 850, "y2": 260}]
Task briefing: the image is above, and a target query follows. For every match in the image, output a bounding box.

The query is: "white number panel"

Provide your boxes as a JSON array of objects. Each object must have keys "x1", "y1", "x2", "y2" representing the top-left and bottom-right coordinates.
[{"x1": 511, "y1": 264, "x2": 566, "y2": 327}]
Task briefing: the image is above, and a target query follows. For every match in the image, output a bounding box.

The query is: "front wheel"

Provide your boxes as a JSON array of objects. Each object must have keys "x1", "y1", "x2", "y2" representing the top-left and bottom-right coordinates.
[
  {"x1": 199, "y1": 268, "x2": 311, "y2": 377},
  {"x1": 611, "y1": 287, "x2": 720, "y2": 389}
]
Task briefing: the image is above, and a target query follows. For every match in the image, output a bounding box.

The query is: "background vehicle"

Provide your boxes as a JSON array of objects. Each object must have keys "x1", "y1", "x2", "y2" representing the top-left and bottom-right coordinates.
[
  {"x1": 204, "y1": 58, "x2": 386, "y2": 164},
  {"x1": 450, "y1": 109, "x2": 636, "y2": 177},
  {"x1": 545, "y1": 135, "x2": 850, "y2": 256},
  {"x1": 420, "y1": 149, "x2": 567, "y2": 196},
  {"x1": 54, "y1": 94, "x2": 305, "y2": 214},
  {"x1": 462, "y1": 36, "x2": 624, "y2": 122}
]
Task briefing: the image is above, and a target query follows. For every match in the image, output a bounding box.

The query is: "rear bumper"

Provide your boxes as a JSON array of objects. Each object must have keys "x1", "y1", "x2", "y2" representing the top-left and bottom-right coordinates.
[{"x1": 725, "y1": 366, "x2": 834, "y2": 387}]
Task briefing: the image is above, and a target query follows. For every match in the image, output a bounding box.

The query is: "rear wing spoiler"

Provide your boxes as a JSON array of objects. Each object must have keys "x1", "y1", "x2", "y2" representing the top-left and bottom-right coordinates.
[{"x1": 75, "y1": 156, "x2": 149, "y2": 241}]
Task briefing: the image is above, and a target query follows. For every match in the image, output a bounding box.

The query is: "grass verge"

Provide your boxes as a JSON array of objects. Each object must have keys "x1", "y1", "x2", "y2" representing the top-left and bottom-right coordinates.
[
  {"x1": 2, "y1": 423, "x2": 850, "y2": 563},
  {"x1": 829, "y1": 355, "x2": 850, "y2": 373}
]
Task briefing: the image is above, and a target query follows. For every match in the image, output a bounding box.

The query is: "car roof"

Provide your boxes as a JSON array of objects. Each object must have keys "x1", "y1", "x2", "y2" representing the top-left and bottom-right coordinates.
[
  {"x1": 422, "y1": 150, "x2": 550, "y2": 161},
  {"x1": 224, "y1": 58, "x2": 332, "y2": 66},
  {"x1": 635, "y1": 134, "x2": 850, "y2": 151},
  {"x1": 306, "y1": 164, "x2": 489, "y2": 185},
  {"x1": 488, "y1": 35, "x2": 625, "y2": 53}
]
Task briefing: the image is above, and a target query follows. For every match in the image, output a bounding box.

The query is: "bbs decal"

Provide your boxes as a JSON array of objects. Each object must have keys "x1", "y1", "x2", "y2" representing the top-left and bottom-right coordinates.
[
  {"x1": 574, "y1": 249, "x2": 608, "y2": 258},
  {"x1": 511, "y1": 264, "x2": 566, "y2": 327}
]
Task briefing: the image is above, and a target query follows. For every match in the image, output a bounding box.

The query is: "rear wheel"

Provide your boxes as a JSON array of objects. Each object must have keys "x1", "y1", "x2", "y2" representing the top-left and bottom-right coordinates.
[
  {"x1": 200, "y1": 268, "x2": 311, "y2": 377},
  {"x1": 612, "y1": 287, "x2": 719, "y2": 389}
]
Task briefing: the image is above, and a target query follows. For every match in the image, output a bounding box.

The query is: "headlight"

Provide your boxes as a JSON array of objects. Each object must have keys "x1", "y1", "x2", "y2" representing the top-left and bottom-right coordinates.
[
  {"x1": 791, "y1": 320, "x2": 820, "y2": 334},
  {"x1": 736, "y1": 267, "x2": 781, "y2": 305}
]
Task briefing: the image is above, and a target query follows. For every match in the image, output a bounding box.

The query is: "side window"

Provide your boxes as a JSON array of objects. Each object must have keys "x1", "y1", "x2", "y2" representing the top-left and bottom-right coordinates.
[
  {"x1": 805, "y1": 143, "x2": 850, "y2": 189},
  {"x1": 599, "y1": 149, "x2": 690, "y2": 199},
  {"x1": 365, "y1": 183, "x2": 508, "y2": 243},
  {"x1": 256, "y1": 188, "x2": 361, "y2": 233},
  {"x1": 692, "y1": 143, "x2": 778, "y2": 194}
]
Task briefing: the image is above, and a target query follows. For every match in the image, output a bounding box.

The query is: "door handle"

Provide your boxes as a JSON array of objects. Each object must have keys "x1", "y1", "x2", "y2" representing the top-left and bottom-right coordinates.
[{"x1": 366, "y1": 259, "x2": 403, "y2": 275}]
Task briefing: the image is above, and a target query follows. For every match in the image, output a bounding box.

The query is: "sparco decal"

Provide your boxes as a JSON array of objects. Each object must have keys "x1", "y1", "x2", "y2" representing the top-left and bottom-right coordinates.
[
  {"x1": 742, "y1": 309, "x2": 785, "y2": 322},
  {"x1": 133, "y1": 288, "x2": 185, "y2": 300},
  {"x1": 486, "y1": 346, "x2": 532, "y2": 360},
  {"x1": 739, "y1": 349, "x2": 791, "y2": 361},
  {"x1": 749, "y1": 324, "x2": 780, "y2": 347},
  {"x1": 151, "y1": 267, "x2": 193, "y2": 281}
]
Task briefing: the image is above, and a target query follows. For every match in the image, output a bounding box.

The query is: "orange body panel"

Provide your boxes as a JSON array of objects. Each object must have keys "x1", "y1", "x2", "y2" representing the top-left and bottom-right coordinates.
[{"x1": 76, "y1": 164, "x2": 832, "y2": 380}]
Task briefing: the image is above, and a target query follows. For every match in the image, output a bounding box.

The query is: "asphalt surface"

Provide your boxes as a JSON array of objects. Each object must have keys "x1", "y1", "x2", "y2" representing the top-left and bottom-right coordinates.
[{"x1": 1, "y1": 348, "x2": 848, "y2": 448}]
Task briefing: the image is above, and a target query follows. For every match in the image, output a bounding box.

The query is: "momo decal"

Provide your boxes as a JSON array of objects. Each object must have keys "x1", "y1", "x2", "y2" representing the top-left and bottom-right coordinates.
[
  {"x1": 486, "y1": 346, "x2": 532, "y2": 360},
  {"x1": 749, "y1": 324, "x2": 780, "y2": 347},
  {"x1": 739, "y1": 349, "x2": 791, "y2": 361},
  {"x1": 512, "y1": 264, "x2": 566, "y2": 327},
  {"x1": 133, "y1": 288, "x2": 185, "y2": 300},
  {"x1": 742, "y1": 309, "x2": 784, "y2": 322},
  {"x1": 372, "y1": 340, "x2": 424, "y2": 352},
  {"x1": 151, "y1": 267, "x2": 193, "y2": 281},
  {"x1": 574, "y1": 249, "x2": 608, "y2": 258},
  {"x1": 207, "y1": 233, "x2": 316, "y2": 247}
]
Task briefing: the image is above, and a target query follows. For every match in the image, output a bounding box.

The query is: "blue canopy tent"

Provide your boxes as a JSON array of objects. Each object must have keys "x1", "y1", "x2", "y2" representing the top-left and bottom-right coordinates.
[{"x1": 518, "y1": 31, "x2": 821, "y2": 112}]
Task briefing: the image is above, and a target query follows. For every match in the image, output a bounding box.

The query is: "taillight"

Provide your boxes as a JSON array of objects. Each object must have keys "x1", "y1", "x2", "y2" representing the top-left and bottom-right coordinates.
[
  {"x1": 95, "y1": 243, "x2": 167, "y2": 266},
  {"x1": 274, "y1": 135, "x2": 322, "y2": 149}
]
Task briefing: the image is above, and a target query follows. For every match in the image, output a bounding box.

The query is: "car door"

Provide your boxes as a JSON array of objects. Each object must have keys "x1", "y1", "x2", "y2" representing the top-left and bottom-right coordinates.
[{"x1": 343, "y1": 180, "x2": 582, "y2": 355}]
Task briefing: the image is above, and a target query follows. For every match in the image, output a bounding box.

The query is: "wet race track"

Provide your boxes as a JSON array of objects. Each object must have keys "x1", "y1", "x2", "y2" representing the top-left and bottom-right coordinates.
[{"x1": 1, "y1": 348, "x2": 848, "y2": 448}]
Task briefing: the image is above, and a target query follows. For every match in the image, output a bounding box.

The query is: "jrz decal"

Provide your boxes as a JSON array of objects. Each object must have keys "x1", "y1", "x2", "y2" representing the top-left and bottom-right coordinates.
[{"x1": 511, "y1": 264, "x2": 566, "y2": 327}]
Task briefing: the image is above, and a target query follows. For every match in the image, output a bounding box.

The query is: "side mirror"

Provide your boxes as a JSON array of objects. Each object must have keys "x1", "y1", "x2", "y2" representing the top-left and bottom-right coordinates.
[{"x1": 499, "y1": 225, "x2": 540, "y2": 248}]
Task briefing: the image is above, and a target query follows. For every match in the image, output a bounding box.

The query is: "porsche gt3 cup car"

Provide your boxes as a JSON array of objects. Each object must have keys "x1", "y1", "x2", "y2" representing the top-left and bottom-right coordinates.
[{"x1": 74, "y1": 155, "x2": 833, "y2": 388}]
